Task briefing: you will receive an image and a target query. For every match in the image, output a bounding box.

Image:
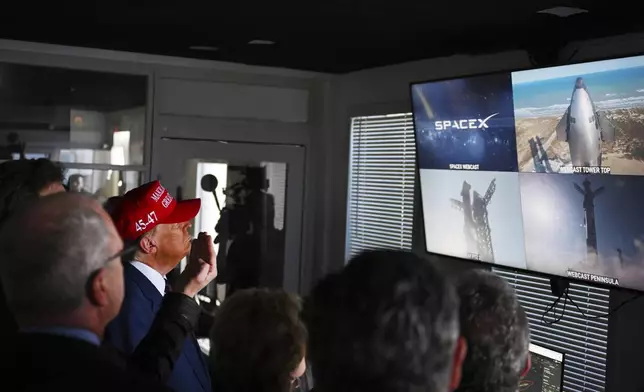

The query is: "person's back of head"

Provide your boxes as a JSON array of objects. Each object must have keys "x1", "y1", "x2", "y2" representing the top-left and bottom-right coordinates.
[
  {"x1": 455, "y1": 270, "x2": 530, "y2": 392},
  {"x1": 0, "y1": 158, "x2": 66, "y2": 336},
  {"x1": 0, "y1": 158, "x2": 65, "y2": 228},
  {"x1": 0, "y1": 192, "x2": 124, "y2": 334},
  {"x1": 103, "y1": 196, "x2": 124, "y2": 215},
  {"x1": 304, "y1": 250, "x2": 466, "y2": 392},
  {"x1": 210, "y1": 288, "x2": 308, "y2": 392}
]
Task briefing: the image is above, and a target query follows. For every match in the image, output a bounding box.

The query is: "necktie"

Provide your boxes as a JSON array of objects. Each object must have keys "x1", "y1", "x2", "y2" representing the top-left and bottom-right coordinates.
[{"x1": 164, "y1": 281, "x2": 172, "y2": 295}]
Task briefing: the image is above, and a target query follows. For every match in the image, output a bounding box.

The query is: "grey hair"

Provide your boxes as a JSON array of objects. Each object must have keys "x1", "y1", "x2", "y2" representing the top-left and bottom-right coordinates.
[
  {"x1": 0, "y1": 194, "x2": 112, "y2": 319},
  {"x1": 304, "y1": 250, "x2": 460, "y2": 392},
  {"x1": 455, "y1": 269, "x2": 530, "y2": 392}
]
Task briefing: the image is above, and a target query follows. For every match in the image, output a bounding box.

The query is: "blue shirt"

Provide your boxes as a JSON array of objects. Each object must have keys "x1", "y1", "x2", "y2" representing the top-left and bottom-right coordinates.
[{"x1": 21, "y1": 326, "x2": 100, "y2": 346}]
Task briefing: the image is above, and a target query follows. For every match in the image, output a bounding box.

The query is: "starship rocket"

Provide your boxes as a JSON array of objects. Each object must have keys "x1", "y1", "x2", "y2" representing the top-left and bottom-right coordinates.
[{"x1": 555, "y1": 77, "x2": 615, "y2": 166}]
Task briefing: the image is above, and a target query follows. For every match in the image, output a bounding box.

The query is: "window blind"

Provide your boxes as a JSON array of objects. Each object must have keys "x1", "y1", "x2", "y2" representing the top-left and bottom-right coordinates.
[
  {"x1": 346, "y1": 113, "x2": 416, "y2": 260},
  {"x1": 494, "y1": 267, "x2": 610, "y2": 392}
]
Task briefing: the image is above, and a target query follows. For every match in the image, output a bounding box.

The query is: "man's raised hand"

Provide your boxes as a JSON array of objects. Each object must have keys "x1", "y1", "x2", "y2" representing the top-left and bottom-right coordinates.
[{"x1": 176, "y1": 232, "x2": 217, "y2": 298}]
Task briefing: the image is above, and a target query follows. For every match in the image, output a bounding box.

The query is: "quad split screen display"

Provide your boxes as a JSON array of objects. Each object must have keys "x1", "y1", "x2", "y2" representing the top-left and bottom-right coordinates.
[{"x1": 412, "y1": 54, "x2": 644, "y2": 291}]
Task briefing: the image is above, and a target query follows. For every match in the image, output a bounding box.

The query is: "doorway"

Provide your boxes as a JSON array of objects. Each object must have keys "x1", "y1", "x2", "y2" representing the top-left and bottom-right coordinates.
[{"x1": 153, "y1": 138, "x2": 306, "y2": 300}]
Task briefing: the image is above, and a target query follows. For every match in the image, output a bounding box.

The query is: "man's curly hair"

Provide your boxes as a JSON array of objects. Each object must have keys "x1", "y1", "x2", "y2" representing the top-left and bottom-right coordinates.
[
  {"x1": 210, "y1": 288, "x2": 307, "y2": 392},
  {"x1": 0, "y1": 159, "x2": 64, "y2": 227}
]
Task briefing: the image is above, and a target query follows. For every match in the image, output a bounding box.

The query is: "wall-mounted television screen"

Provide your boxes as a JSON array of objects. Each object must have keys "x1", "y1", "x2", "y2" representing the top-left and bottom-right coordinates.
[{"x1": 411, "y1": 55, "x2": 644, "y2": 291}]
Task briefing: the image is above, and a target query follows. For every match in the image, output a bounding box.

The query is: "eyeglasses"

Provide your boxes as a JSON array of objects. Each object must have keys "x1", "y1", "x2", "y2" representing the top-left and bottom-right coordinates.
[
  {"x1": 85, "y1": 242, "x2": 140, "y2": 293},
  {"x1": 102, "y1": 242, "x2": 139, "y2": 266},
  {"x1": 84, "y1": 242, "x2": 134, "y2": 294}
]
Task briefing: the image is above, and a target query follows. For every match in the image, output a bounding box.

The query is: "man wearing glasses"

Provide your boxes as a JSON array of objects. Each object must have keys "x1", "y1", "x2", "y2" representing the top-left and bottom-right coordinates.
[
  {"x1": 0, "y1": 192, "x2": 196, "y2": 390},
  {"x1": 0, "y1": 158, "x2": 217, "y2": 385},
  {"x1": 105, "y1": 180, "x2": 213, "y2": 392}
]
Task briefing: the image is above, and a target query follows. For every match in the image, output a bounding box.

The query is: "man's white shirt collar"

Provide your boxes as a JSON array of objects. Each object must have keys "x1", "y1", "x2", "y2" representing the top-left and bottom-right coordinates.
[{"x1": 130, "y1": 261, "x2": 166, "y2": 296}]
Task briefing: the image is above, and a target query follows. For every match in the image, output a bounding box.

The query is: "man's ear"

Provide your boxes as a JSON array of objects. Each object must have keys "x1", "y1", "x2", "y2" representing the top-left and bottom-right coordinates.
[
  {"x1": 88, "y1": 269, "x2": 110, "y2": 307},
  {"x1": 138, "y1": 234, "x2": 157, "y2": 255},
  {"x1": 449, "y1": 336, "x2": 468, "y2": 391},
  {"x1": 520, "y1": 353, "x2": 531, "y2": 378}
]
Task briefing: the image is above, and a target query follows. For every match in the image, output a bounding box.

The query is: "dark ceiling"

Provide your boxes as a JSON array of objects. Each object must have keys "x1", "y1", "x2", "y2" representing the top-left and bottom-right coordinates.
[{"x1": 2, "y1": 1, "x2": 644, "y2": 73}]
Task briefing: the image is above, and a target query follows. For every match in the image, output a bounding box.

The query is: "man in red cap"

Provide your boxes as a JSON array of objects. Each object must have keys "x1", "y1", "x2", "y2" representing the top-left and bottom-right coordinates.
[{"x1": 105, "y1": 181, "x2": 213, "y2": 392}]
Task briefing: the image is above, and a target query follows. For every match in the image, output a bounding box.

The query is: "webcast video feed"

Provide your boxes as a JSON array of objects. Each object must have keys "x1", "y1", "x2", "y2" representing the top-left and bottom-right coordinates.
[
  {"x1": 412, "y1": 73, "x2": 519, "y2": 172},
  {"x1": 519, "y1": 172, "x2": 644, "y2": 289},
  {"x1": 419, "y1": 169, "x2": 527, "y2": 269},
  {"x1": 512, "y1": 56, "x2": 644, "y2": 176}
]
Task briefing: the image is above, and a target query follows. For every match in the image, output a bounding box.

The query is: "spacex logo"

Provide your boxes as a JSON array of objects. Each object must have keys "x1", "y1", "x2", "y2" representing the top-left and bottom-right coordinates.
[{"x1": 434, "y1": 113, "x2": 499, "y2": 131}]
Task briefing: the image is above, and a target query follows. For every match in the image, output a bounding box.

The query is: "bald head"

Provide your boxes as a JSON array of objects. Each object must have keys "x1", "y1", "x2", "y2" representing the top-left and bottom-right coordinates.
[{"x1": 0, "y1": 192, "x2": 119, "y2": 321}]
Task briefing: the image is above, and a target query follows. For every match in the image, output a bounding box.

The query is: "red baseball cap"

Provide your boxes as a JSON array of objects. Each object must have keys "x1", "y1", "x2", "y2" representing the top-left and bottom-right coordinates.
[{"x1": 110, "y1": 180, "x2": 201, "y2": 241}]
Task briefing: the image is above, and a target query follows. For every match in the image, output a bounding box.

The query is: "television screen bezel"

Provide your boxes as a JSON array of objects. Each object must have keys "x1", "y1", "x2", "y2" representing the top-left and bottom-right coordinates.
[{"x1": 409, "y1": 52, "x2": 644, "y2": 293}]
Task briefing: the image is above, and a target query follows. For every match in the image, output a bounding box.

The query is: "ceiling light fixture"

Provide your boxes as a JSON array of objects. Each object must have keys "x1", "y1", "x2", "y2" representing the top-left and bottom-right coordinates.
[
  {"x1": 537, "y1": 6, "x2": 588, "y2": 17},
  {"x1": 248, "y1": 39, "x2": 275, "y2": 45},
  {"x1": 189, "y1": 45, "x2": 219, "y2": 52}
]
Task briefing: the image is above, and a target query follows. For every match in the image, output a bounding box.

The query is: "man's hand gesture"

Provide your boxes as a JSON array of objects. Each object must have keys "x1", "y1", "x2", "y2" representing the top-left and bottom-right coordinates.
[{"x1": 175, "y1": 232, "x2": 217, "y2": 298}]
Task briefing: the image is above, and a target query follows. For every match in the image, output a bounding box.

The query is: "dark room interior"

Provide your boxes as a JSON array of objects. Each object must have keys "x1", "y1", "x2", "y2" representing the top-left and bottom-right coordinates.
[{"x1": 2, "y1": 1, "x2": 644, "y2": 391}]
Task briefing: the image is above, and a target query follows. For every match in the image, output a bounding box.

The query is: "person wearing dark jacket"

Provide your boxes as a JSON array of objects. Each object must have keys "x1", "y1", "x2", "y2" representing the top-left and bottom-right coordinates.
[
  {"x1": 105, "y1": 180, "x2": 213, "y2": 392},
  {"x1": 0, "y1": 159, "x2": 216, "y2": 384},
  {"x1": 104, "y1": 277, "x2": 208, "y2": 382},
  {"x1": 0, "y1": 193, "x2": 215, "y2": 390}
]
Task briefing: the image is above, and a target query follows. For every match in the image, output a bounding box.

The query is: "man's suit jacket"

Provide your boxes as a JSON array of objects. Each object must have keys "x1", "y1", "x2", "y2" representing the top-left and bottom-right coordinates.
[
  {"x1": 2, "y1": 333, "x2": 171, "y2": 392},
  {"x1": 105, "y1": 263, "x2": 212, "y2": 392}
]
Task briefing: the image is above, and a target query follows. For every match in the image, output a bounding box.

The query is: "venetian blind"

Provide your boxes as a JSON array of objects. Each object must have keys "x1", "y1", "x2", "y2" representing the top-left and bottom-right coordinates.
[
  {"x1": 346, "y1": 113, "x2": 416, "y2": 260},
  {"x1": 494, "y1": 267, "x2": 610, "y2": 392}
]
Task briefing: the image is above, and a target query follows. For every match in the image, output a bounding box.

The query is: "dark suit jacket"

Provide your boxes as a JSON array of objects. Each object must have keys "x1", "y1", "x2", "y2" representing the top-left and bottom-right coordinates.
[
  {"x1": 107, "y1": 291, "x2": 204, "y2": 382},
  {"x1": 0, "y1": 280, "x2": 201, "y2": 384},
  {"x1": 105, "y1": 263, "x2": 212, "y2": 392},
  {"x1": 1, "y1": 333, "x2": 171, "y2": 392}
]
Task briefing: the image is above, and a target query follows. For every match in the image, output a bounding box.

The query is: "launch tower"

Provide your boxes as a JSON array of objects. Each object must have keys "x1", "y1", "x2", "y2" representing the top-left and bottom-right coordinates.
[{"x1": 450, "y1": 179, "x2": 496, "y2": 261}]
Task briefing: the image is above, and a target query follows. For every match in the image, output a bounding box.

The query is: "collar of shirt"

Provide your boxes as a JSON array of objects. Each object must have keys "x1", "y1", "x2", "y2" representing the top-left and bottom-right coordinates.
[
  {"x1": 21, "y1": 326, "x2": 101, "y2": 346},
  {"x1": 130, "y1": 260, "x2": 166, "y2": 296}
]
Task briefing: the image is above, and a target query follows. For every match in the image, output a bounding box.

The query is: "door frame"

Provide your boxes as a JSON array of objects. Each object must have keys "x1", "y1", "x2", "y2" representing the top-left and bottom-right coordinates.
[{"x1": 152, "y1": 137, "x2": 306, "y2": 293}]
